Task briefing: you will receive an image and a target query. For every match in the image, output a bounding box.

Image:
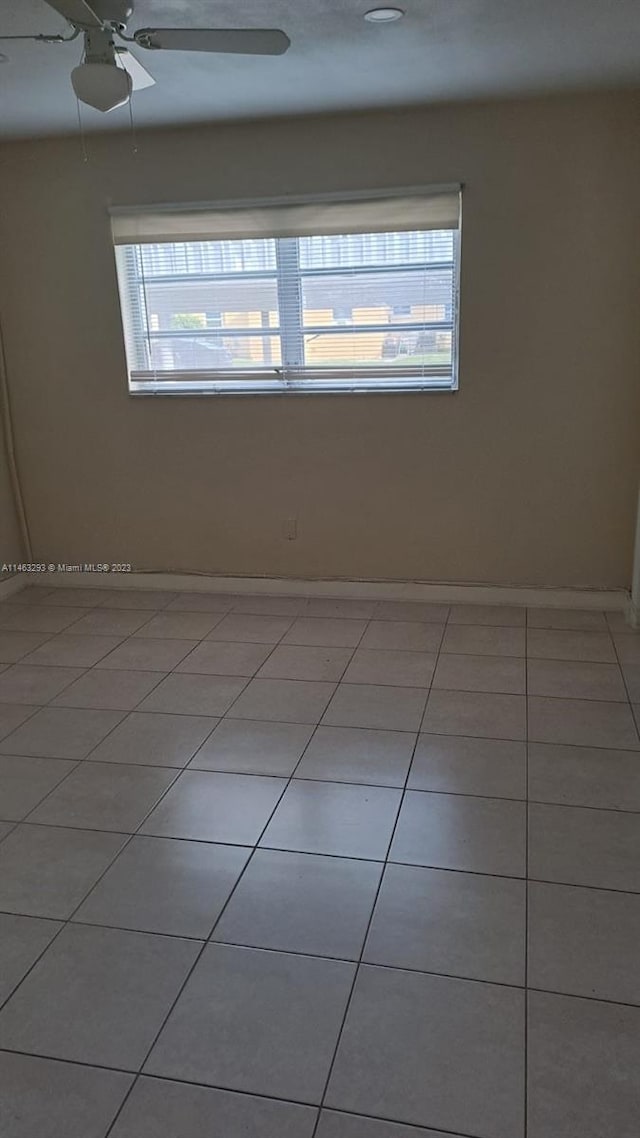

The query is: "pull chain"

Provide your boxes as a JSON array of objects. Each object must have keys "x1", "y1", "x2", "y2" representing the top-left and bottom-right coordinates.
[
  {"x1": 75, "y1": 97, "x2": 89, "y2": 163},
  {"x1": 128, "y1": 92, "x2": 138, "y2": 155}
]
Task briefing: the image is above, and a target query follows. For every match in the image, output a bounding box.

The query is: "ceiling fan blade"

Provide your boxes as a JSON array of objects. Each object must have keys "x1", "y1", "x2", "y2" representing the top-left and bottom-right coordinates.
[
  {"x1": 44, "y1": 0, "x2": 103, "y2": 28},
  {"x1": 133, "y1": 28, "x2": 291, "y2": 56},
  {"x1": 115, "y1": 47, "x2": 155, "y2": 91}
]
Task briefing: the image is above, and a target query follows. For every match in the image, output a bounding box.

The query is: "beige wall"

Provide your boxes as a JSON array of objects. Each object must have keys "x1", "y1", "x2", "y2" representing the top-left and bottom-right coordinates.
[{"x1": 0, "y1": 91, "x2": 638, "y2": 587}]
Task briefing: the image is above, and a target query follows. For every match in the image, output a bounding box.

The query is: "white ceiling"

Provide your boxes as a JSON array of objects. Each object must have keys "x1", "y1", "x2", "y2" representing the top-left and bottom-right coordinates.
[{"x1": 1, "y1": 0, "x2": 639, "y2": 139}]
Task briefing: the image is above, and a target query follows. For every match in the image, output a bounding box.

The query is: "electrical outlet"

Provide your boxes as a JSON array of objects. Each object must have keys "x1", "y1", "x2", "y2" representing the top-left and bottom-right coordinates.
[{"x1": 283, "y1": 518, "x2": 298, "y2": 540}]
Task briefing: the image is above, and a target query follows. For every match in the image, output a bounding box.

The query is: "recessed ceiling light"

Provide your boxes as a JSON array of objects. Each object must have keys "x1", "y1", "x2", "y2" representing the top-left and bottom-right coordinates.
[{"x1": 364, "y1": 8, "x2": 405, "y2": 23}]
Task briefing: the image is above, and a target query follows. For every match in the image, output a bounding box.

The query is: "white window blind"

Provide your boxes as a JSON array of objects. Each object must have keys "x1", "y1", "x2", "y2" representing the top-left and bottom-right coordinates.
[{"x1": 111, "y1": 188, "x2": 461, "y2": 395}]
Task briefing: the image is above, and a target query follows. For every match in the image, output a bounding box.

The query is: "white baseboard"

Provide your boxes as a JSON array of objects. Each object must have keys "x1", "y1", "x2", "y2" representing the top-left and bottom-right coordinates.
[
  {"x1": 627, "y1": 600, "x2": 640, "y2": 629},
  {"x1": 7, "y1": 569, "x2": 629, "y2": 612}
]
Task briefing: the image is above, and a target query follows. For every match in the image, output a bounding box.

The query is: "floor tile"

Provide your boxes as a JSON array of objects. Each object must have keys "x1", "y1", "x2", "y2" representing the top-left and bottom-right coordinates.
[
  {"x1": 306, "y1": 598, "x2": 375, "y2": 619},
  {"x1": 528, "y1": 741, "x2": 640, "y2": 810},
  {"x1": 0, "y1": 824, "x2": 126, "y2": 917},
  {"x1": 0, "y1": 665, "x2": 83, "y2": 705},
  {"x1": 0, "y1": 631, "x2": 51, "y2": 663},
  {"x1": 622, "y1": 664, "x2": 640, "y2": 699},
  {"x1": 0, "y1": 604, "x2": 89, "y2": 633},
  {"x1": 257, "y1": 643, "x2": 353, "y2": 681},
  {"x1": 326, "y1": 965, "x2": 524, "y2": 1138},
  {"x1": 0, "y1": 913, "x2": 62, "y2": 1004},
  {"x1": 68, "y1": 608, "x2": 156, "y2": 636},
  {"x1": 423, "y1": 689, "x2": 526, "y2": 740},
  {"x1": 52, "y1": 668, "x2": 164, "y2": 711},
  {"x1": 317, "y1": 1115, "x2": 462, "y2": 1138},
  {"x1": 441, "y1": 625, "x2": 525, "y2": 657},
  {"x1": 0, "y1": 922, "x2": 199, "y2": 1069},
  {"x1": 215, "y1": 848, "x2": 382, "y2": 958},
  {"x1": 364, "y1": 862, "x2": 525, "y2": 984},
  {"x1": 283, "y1": 617, "x2": 367, "y2": 648},
  {"x1": 100, "y1": 589, "x2": 177, "y2": 609},
  {"x1": 391, "y1": 791, "x2": 526, "y2": 876},
  {"x1": 527, "y1": 607, "x2": 607, "y2": 631},
  {"x1": 342, "y1": 648, "x2": 435, "y2": 688},
  {"x1": 228, "y1": 677, "x2": 335, "y2": 724},
  {"x1": 110, "y1": 1076, "x2": 317, "y2": 1138},
  {"x1": 233, "y1": 594, "x2": 308, "y2": 616},
  {"x1": 145, "y1": 942, "x2": 355, "y2": 1102},
  {"x1": 138, "y1": 673, "x2": 247, "y2": 716},
  {"x1": 528, "y1": 802, "x2": 640, "y2": 891},
  {"x1": 0, "y1": 707, "x2": 125, "y2": 758},
  {"x1": 0, "y1": 1051, "x2": 132, "y2": 1138},
  {"x1": 208, "y1": 613, "x2": 294, "y2": 643},
  {"x1": 527, "y1": 628, "x2": 616, "y2": 663},
  {"x1": 613, "y1": 634, "x2": 640, "y2": 665},
  {"x1": 360, "y1": 620, "x2": 444, "y2": 652},
  {"x1": 528, "y1": 696, "x2": 639, "y2": 749},
  {"x1": 136, "y1": 611, "x2": 223, "y2": 639},
  {"x1": 0, "y1": 702, "x2": 36, "y2": 741},
  {"x1": 449, "y1": 603, "x2": 526, "y2": 626},
  {"x1": 0, "y1": 754, "x2": 76, "y2": 820},
  {"x1": 141, "y1": 770, "x2": 285, "y2": 843},
  {"x1": 88, "y1": 711, "x2": 216, "y2": 767},
  {"x1": 44, "y1": 587, "x2": 113, "y2": 606},
  {"x1": 433, "y1": 652, "x2": 525, "y2": 694},
  {"x1": 296, "y1": 725, "x2": 415, "y2": 787},
  {"x1": 176, "y1": 640, "x2": 274, "y2": 676},
  {"x1": 28, "y1": 762, "x2": 176, "y2": 832},
  {"x1": 528, "y1": 881, "x2": 640, "y2": 1004},
  {"x1": 606, "y1": 611, "x2": 634, "y2": 634},
  {"x1": 97, "y1": 637, "x2": 197, "y2": 671},
  {"x1": 189, "y1": 718, "x2": 313, "y2": 776},
  {"x1": 322, "y1": 683, "x2": 427, "y2": 731},
  {"x1": 75, "y1": 836, "x2": 250, "y2": 938},
  {"x1": 527, "y1": 658, "x2": 626, "y2": 701},
  {"x1": 2, "y1": 586, "x2": 53, "y2": 604},
  {"x1": 409, "y1": 733, "x2": 526, "y2": 798},
  {"x1": 166, "y1": 592, "x2": 235, "y2": 612},
  {"x1": 21, "y1": 634, "x2": 123, "y2": 667},
  {"x1": 261, "y1": 780, "x2": 402, "y2": 859},
  {"x1": 375, "y1": 600, "x2": 450, "y2": 624},
  {"x1": 528, "y1": 990, "x2": 640, "y2": 1138}
]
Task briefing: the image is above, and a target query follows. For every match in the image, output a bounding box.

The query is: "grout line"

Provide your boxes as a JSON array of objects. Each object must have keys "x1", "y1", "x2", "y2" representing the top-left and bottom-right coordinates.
[
  {"x1": 0, "y1": 1043, "x2": 496, "y2": 1138},
  {"x1": 3, "y1": 711, "x2": 638, "y2": 754},
  {"x1": 102, "y1": 673, "x2": 332, "y2": 1137},
  {"x1": 3, "y1": 829, "x2": 640, "y2": 894},
  {"x1": 610, "y1": 632, "x2": 640, "y2": 747},
  {"x1": 13, "y1": 903, "x2": 639, "y2": 1015},
  {"x1": 309, "y1": 682, "x2": 425, "y2": 1137}
]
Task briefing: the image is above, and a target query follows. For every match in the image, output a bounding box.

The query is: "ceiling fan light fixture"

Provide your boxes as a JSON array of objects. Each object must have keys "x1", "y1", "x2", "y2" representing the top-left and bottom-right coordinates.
[
  {"x1": 71, "y1": 60, "x2": 132, "y2": 111},
  {"x1": 364, "y1": 7, "x2": 405, "y2": 22}
]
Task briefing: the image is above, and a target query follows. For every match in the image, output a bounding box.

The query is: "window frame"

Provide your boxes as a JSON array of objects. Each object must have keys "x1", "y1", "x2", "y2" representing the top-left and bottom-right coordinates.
[{"x1": 113, "y1": 187, "x2": 462, "y2": 397}]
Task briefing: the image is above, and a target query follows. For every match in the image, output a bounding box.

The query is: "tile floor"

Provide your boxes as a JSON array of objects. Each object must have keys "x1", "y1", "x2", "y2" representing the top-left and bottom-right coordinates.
[{"x1": 0, "y1": 587, "x2": 639, "y2": 1137}]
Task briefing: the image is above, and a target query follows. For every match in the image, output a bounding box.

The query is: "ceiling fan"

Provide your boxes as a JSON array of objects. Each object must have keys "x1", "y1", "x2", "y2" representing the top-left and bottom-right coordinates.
[{"x1": 0, "y1": 1, "x2": 291, "y2": 112}]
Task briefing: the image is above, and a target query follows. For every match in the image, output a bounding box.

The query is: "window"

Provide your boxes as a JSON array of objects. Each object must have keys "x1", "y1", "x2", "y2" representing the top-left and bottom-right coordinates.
[{"x1": 111, "y1": 188, "x2": 461, "y2": 395}]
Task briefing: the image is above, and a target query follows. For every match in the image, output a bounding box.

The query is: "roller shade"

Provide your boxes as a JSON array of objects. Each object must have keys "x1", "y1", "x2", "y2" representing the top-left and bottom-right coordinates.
[
  {"x1": 110, "y1": 188, "x2": 461, "y2": 245},
  {"x1": 112, "y1": 187, "x2": 462, "y2": 396}
]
